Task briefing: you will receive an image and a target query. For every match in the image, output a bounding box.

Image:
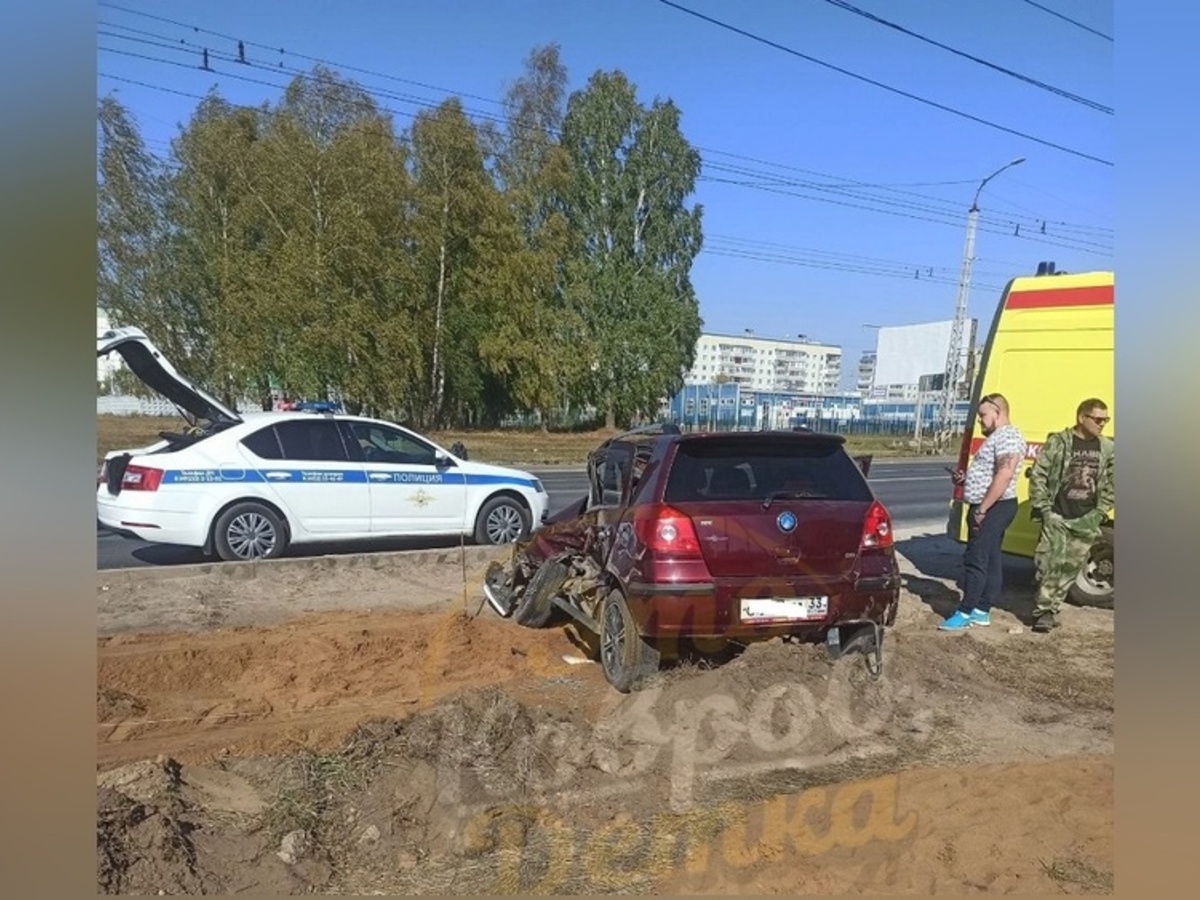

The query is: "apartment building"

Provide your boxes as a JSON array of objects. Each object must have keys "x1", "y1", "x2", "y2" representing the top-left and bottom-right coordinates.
[{"x1": 684, "y1": 331, "x2": 842, "y2": 394}]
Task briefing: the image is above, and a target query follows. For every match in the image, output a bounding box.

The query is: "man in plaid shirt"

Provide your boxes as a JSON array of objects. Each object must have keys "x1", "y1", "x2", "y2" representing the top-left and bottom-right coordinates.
[{"x1": 941, "y1": 393, "x2": 1027, "y2": 632}]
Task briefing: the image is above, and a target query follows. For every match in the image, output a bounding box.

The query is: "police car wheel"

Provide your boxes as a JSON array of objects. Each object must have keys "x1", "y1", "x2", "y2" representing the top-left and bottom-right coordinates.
[
  {"x1": 214, "y1": 502, "x2": 288, "y2": 562},
  {"x1": 474, "y1": 496, "x2": 529, "y2": 545}
]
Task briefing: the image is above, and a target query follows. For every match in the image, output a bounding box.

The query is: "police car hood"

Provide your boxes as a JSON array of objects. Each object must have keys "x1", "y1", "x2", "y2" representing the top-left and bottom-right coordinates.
[{"x1": 97, "y1": 326, "x2": 242, "y2": 426}]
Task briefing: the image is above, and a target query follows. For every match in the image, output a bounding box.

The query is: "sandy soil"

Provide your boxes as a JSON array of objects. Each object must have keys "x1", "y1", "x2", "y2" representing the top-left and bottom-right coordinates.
[{"x1": 95, "y1": 529, "x2": 1114, "y2": 894}]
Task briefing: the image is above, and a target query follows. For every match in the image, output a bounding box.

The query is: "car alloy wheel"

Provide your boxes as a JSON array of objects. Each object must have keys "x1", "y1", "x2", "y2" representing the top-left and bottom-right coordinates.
[
  {"x1": 485, "y1": 503, "x2": 524, "y2": 544},
  {"x1": 600, "y1": 598, "x2": 626, "y2": 676},
  {"x1": 598, "y1": 590, "x2": 660, "y2": 692},
  {"x1": 226, "y1": 511, "x2": 277, "y2": 559}
]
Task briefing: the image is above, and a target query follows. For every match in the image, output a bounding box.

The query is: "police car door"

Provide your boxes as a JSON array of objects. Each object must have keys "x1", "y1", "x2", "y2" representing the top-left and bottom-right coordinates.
[
  {"x1": 340, "y1": 421, "x2": 465, "y2": 535},
  {"x1": 239, "y1": 417, "x2": 370, "y2": 536}
]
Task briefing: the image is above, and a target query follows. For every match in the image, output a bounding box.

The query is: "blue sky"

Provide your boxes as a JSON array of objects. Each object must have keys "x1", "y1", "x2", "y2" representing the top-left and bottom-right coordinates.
[{"x1": 96, "y1": 0, "x2": 1114, "y2": 391}]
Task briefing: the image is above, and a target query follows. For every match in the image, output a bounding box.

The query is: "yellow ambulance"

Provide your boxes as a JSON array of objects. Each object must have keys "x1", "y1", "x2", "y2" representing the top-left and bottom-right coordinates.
[{"x1": 945, "y1": 265, "x2": 1114, "y2": 608}]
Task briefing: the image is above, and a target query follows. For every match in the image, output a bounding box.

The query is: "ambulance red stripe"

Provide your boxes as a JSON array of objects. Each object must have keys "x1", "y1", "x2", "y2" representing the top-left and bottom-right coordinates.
[{"x1": 1005, "y1": 284, "x2": 1113, "y2": 309}]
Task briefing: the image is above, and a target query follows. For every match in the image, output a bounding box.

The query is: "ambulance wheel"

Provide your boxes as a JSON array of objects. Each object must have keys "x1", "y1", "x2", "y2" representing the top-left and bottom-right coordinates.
[{"x1": 1066, "y1": 525, "x2": 1114, "y2": 610}]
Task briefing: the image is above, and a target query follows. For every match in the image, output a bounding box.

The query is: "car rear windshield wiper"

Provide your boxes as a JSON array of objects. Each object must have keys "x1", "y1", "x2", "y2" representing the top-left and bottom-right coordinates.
[{"x1": 761, "y1": 490, "x2": 825, "y2": 509}]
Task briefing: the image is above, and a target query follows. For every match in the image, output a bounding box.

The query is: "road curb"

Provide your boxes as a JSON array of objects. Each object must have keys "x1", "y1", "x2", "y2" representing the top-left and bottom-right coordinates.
[{"x1": 97, "y1": 544, "x2": 514, "y2": 585}]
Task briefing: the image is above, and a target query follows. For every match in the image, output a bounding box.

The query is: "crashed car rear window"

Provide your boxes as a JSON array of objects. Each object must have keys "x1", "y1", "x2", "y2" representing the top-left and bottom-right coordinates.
[{"x1": 663, "y1": 439, "x2": 872, "y2": 504}]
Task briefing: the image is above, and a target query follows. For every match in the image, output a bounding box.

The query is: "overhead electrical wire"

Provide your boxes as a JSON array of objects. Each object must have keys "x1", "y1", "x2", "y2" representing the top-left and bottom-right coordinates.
[
  {"x1": 1018, "y1": 0, "x2": 1113, "y2": 42},
  {"x1": 98, "y1": 6, "x2": 1112, "y2": 241},
  {"x1": 97, "y1": 41, "x2": 1110, "y2": 260},
  {"x1": 97, "y1": 8, "x2": 1112, "y2": 271},
  {"x1": 98, "y1": 43, "x2": 1110, "y2": 258},
  {"x1": 653, "y1": 0, "x2": 1112, "y2": 166},
  {"x1": 821, "y1": 0, "x2": 1112, "y2": 114}
]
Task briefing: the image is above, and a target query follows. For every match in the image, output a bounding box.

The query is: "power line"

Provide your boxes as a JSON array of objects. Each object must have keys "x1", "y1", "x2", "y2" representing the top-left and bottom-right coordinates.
[
  {"x1": 694, "y1": 146, "x2": 1110, "y2": 239},
  {"x1": 700, "y1": 246, "x2": 1004, "y2": 292},
  {"x1": 102, "y1": 49, "x2": 1113, "y2": 253},
  {"x1": 99, "y1": 3, "x2": 1113, "y2": 241},
  {"x1": 653, "y1": 0, "x2": 1112, "y2": 166},
  {"x1": 699, "y1": 174, "x2": 1111, "y2": 256},
  {"x1": 98, "y1": 8, "x2": 1114, "y2": 257},
  {"x1": 821, "y1": 0, "x2": 1112, "y2": 114},
  {"x1": 1018, "y1": 0, "x2": 1113, "y2": 42},
  {"x1": 98, "y1": 4, "x2": 508, "y2": 110},
  {"x1": 98, "y1": 48, "x2": 1112, "y2": 258}
]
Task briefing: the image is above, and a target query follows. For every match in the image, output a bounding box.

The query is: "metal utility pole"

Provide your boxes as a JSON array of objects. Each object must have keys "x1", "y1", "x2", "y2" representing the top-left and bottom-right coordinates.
[{"x1": 933, "y1": 157, "x2": 1025, "y2": 452}]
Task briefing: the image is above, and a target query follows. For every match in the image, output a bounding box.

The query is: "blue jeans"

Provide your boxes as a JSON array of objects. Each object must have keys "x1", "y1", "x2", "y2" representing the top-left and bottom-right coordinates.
[{"x1": 959, "y1": 498, "x2": 1018, "y2": 613}]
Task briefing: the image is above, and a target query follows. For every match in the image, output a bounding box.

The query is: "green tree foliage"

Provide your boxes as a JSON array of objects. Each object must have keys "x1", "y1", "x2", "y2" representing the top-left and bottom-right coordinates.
[
  {"x1": 480, "y1": 45, "x2": 589, "y2": 430},
  {"x1": 244, "y1": 67, "x2": 418, "y2": 414},
  {"x1": 97, "y1": 96, "x2": 184, "y2": 376},
  {"x1": 408, "y1": 98, "x2": 506, "y2": 428},
  {"x1": 95, "y1": 53, "x2": 705, "y2": 429},
  {"x1": 560, "y1": 71, "x2": 704, "y2": 428}
]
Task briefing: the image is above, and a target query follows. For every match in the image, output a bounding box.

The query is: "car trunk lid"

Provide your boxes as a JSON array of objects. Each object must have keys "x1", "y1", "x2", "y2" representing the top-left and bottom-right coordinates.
[
  {"x1": 679, "y1": 499, "x2": 871, "y2": 578},
  {"x1": 661, "y1": 433, "x2": 877, "y2": 580},
  {"x1": 97, "y1": 326, "x2": 242, "y2": 426}
]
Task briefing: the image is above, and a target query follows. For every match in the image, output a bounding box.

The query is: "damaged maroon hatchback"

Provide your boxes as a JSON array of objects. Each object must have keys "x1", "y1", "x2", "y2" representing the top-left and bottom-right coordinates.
[{"x1": 482, "y1": 425, "x2": 900, "y2": 692}]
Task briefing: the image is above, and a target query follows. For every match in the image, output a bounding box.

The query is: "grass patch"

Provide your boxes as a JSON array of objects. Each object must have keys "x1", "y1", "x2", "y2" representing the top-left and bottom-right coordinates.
[
  {"x1": 1039, "y1": 855, "x2": 1114, "y2": 893},
  {"x1": 260, "y1": 747, "x2": 375, "y2": 845},
  {"x1": 96, "y1": 414, "x2": 930, "y2": 467}
]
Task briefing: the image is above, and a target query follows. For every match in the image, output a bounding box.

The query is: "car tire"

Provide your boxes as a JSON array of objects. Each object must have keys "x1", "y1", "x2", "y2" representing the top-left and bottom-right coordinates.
[
  {"x1": 514, "y1": 559, "x2": 567, "y2": 628},
  {"x1": 213, "y1": 502, "x2": 288, "y2": 562},
  {"x1": 1066, "y1": 525, "x2": 1114, "y2": 610},
  {"x1": 599, "y1": 589, "x2": 660, "y2": 693},
  {"x1": 474, "y1": 495, "x2": 529, "y2": 546}
]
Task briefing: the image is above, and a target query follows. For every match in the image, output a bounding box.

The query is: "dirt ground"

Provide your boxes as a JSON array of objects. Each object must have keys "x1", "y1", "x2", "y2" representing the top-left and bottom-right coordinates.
[{"x1": 95, "y1": 529, "x2": 1114, "y2": 894}]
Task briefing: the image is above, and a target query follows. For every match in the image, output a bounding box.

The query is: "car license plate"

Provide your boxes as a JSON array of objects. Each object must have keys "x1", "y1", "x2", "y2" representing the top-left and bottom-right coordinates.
[{"x1": 739, "y1": 596, "x2": 829, "y2": 622}]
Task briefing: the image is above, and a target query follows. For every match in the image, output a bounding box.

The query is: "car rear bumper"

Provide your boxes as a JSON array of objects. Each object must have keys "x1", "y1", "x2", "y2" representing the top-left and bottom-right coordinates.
[
  {"x1": 97, "y1": 490, "x2": 209, "y2": 547},
  {"x1": 625, "y1": 576, "x2": 900, "y2": 639}
]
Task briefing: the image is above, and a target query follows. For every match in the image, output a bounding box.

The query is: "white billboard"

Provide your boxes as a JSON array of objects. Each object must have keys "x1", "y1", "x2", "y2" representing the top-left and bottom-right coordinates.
[{"x1": 872, "y1": 319, "x2": 974, "y2": 388}]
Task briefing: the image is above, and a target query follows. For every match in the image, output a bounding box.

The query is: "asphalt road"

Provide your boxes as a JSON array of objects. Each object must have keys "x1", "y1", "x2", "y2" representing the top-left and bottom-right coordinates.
[{"x1": 96, "y1": 457, "x2": 956, "y2": 570}]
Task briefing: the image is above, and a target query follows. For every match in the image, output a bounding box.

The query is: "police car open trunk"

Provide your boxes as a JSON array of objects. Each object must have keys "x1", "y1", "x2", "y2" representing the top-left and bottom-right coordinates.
[{"x1": 97, "y1": 326, "x2": 242, "y2": 429}]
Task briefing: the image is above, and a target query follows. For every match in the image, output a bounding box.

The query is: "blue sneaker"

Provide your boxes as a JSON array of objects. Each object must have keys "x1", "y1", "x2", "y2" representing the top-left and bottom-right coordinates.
[
  {"x1": 938, "y1": 610, "x2": 972, "y2": 632},
  {"x1": 968, "y1": 608, "x2": 991, "y2": 627}
]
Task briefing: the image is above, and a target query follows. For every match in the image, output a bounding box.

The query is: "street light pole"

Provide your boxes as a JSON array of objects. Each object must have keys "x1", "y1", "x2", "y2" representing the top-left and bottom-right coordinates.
[{"x1": 934, "y1": 157, "x2": 1025, "y2": 452}]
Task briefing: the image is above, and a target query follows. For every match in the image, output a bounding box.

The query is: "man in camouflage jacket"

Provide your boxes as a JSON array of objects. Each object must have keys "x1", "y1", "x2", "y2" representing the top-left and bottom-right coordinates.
[{"x1": 1027, "y1": 398, "x2": 1115, "y2": 632}]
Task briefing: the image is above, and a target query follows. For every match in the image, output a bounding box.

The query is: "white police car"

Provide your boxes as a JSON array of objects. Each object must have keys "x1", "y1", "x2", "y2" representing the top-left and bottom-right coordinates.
[{"x1": 97, "y1": 327, "x2": 550, "y2": 561}]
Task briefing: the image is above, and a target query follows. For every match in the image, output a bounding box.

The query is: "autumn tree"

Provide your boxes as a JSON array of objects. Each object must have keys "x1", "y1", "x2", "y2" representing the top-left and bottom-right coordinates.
[
  {"x1": 479, "y1": 44, "x2": 588, "y2": 430},
  {"x1": 97, "y1": 95, "x2": 184, "y2": 390},
  {"x1": 408, "y1": 98, "x2": 505, "y2": 428},
  {"x1": 560, "y1": 70, "x2": 704, "y2": 429}
]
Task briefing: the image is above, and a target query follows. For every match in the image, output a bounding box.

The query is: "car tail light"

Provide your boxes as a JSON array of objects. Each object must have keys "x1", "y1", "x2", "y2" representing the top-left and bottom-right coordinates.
[
  {"x1": 121, "y1": 464, "x2": 164, "y2": 492},
  {"x1": 860, "y1": 500, "x2": 893, "y2": 549},
  {"x1": 633, "y1": 504, "x2": 703, "y2": 558},
  {"x1": 952, "y1": 427, "x2": 973, "y2": 502}
]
